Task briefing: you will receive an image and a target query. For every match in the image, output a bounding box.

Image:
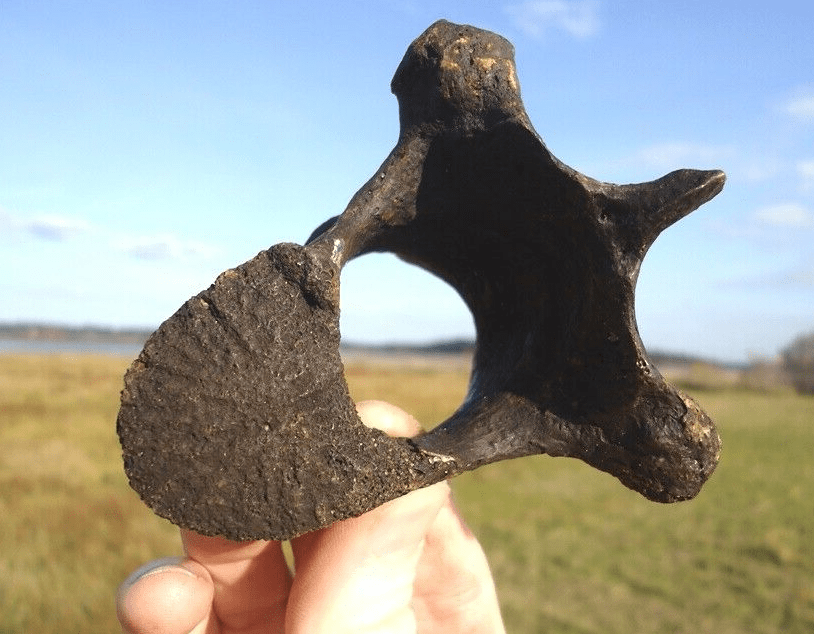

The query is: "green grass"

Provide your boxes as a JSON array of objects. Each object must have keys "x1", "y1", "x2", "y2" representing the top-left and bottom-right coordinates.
[
  {"x1": 1, "y1": 354, "x2": 812, "y2": 632},
  {"x1": 0, "y1": 355, "x2": 179, "y2": 633},
  {"x1": 451, "y1": 388, "x2": 814, "y2": 633}
]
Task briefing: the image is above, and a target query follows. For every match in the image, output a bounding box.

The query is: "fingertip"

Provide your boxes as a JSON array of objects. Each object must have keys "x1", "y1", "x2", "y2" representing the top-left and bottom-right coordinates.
[
  {"x1": 355, "y1": 400, "x2": 422, "y2": 437},
  {"x1": 117, "y1": 559, "x2": 214, "y2": 634}
]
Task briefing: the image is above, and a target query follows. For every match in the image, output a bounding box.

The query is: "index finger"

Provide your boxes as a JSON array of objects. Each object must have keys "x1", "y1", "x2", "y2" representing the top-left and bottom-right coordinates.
[{"x1": 181, "y1": 531, "x2": 292, "y2": 632}]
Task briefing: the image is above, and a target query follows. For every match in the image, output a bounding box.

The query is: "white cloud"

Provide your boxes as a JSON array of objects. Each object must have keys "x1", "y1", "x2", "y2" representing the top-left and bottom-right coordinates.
[
  {"x1": 506, "y1": 1, "x2": 601, "y2": 39},
  {"x1": 0, "y1": 208, "x2": 94, "y2": 242},
  {"x1": 0, "y1": 209, "x2": 15, "y2": 235},
  {"x1": 25, "y1": 214, "x2": 91, "y2": 241},
  {"x1": 120, "y1": 234, "x2": 219, "y2": 261},
  {"x1": 754, "y1": 203, "x2": 814, "y2": 228},
  {"x1": 739, "y1": 158, "x2": 783, "y2": 183},
  {"x1": 785, "y1": 94, "x2": 814, "y2": 122},
  {"x1": 635, "y1": 142, "x2": 730, "y2": 172},
  {"x1": 782, "y1": 268, "x2": 814, "y2": 287},
  {"x1": 797, "y1": 160, "x2": 814, "y2": 190},
  {"x1": 0, "y1": 204, "x2": 220, "y2": 262},
  {"x1": 732, "y1": 262, "x2": 814, "y2": 290}
]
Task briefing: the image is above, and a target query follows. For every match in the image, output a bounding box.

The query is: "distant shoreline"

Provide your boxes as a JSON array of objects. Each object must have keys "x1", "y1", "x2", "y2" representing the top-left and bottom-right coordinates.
[
  {"x1": 0, "y1": 322, "x2": 744, "y2": 371},
  {"x1": 0, "y1": 338, "x2": 144, "y2": 357},
  {"x1": 0, "y1": 323, "x2": 478, "y2": 358},
  {"x1": 0, "y1": 323, "x2": 151, "y2": 346}
]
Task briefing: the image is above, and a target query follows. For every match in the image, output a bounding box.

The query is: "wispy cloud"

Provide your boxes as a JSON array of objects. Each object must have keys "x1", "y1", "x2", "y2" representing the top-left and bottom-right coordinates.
[
  {"x1": 0, "y1": 210, "x2": 91, "y2": 242},
  {"x1": 739, "y1": 157, "x2": 783, "y2": 183},
  {"x1": 754, "y1": 203, "x2": 814, "y2": 228},
  {"x1": 2, "y1": 206, "x2": 220, "y2": 262},
  {"x1": 784, "y1": 93, "x2": 814, "y2": 123},
  {"x1": 722, "y1": 263, "x2": 814, "y2": 290},
  {"x1": 506, "y1": 1, "x2": 601, "y2": 39},
  {"x1": 635, "y1": 142, "x2": 731, "y2": 172},
  {"x1": 797, "y1": 160, "x2": 814, "y2": 191},
  {"x1": 26, "y1": 215, "x2": 91, "y2": 241},
  {"x1": 119, "y1": 234, "x2": 219, "y2": 261},
  {"x1": 780, "y1": 268, "x2": 814, "y2": 287},
  {"x1": 0, "y1": 209, "x2": 15, "y2": 236}
]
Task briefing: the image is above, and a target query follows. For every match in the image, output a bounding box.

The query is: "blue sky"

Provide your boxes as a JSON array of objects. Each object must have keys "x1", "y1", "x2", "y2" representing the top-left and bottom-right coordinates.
[{"x1": 2, "y1": 1, "x2": 813, "y2": 363}]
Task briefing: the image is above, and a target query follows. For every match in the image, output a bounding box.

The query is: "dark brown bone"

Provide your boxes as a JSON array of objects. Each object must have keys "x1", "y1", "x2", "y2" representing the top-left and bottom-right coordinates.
[{"x1": 117, "y1": 20, "x2": 723, "y2": 541}]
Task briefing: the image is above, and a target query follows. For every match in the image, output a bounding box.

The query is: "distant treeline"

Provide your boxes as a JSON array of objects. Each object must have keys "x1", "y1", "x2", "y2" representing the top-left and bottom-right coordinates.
[
  {"x1": 341, "y1": 338, "x2": 476, "y2": 356},
  {"x1": 341, "y1": 338, "x2": 741, "y2": 370},
  {"x1": 0, "y1": 323, "x2": 152, "y2": 345},
  {"x1": 649, "y1": 350, "x2": 745, "y2": 372},
  {"x1": 2, "y1": 323, "x2": 742, "y2": 373},
  {"x1": 1, "y1": 324, "x2": 477, "y2": 353}
]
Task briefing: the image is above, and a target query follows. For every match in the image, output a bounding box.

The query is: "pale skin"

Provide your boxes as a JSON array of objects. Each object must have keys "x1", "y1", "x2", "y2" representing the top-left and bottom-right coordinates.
[{"x1": 117, "y1": 400, "x2": 506, "y2": 634}]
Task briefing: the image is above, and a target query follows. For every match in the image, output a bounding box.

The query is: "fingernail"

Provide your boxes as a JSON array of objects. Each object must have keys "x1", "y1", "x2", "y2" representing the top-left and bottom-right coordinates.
[{"x1": 120, "y1": 557, "x2": 195, "y2": 592}]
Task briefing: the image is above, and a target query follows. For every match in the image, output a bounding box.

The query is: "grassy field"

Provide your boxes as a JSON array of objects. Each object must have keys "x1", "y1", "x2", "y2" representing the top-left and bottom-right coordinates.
[{"x1": 1, "y1": 353, "x2": 812, "y2": 633}]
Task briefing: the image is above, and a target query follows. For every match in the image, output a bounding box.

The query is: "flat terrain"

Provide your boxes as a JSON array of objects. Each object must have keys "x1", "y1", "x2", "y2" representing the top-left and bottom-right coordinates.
[{"x1": 1, "y1": 353, "x2": 812, "y2": 633}]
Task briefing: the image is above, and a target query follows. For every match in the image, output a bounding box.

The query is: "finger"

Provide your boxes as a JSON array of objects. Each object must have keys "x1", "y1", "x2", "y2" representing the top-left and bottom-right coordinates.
[
  {"x1": 117, "y1": 557, "x2": 217, "y2": 634},
  {"x1": 285, "y1": 400, "x2": 448, "y2": 634},
  {"x1": 412, "y1": 496, "x2": 506, "y2": 634},
  {"x1": 287, "y1": 481, "x2": 450, "y2": 634},
  {"x1": 354, "y1": 399, "x2": 424, "y2": 436},
  {"x1": 182, "y1": 531, "x2": 292, "y2": 633}
]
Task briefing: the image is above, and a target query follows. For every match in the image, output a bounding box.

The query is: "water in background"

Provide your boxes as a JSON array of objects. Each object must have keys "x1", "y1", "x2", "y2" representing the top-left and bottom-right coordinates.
[{"x1": 0, "y1": 339, "x2": 143, "y2": 358}]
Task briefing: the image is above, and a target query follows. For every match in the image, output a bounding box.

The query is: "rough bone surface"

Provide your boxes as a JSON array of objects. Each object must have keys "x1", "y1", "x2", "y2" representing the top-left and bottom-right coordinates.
[{"x1": 118, "y1": 20, "x2": 724, "y2": 541}]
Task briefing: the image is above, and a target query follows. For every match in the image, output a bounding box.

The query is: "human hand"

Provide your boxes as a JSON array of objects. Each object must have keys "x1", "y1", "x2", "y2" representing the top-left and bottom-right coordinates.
[{"x1": 117, "y1": 400, "x2": 505, "y2": 633}]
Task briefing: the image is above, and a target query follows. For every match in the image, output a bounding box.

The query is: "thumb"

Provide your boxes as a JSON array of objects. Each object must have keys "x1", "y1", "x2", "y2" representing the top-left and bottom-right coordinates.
[
  {"x1": 116, "y1": 558, "x2": 216, "y2": 634},
  {"x1": 285, "y1": 401, "x2": 450, "y2": 634}
]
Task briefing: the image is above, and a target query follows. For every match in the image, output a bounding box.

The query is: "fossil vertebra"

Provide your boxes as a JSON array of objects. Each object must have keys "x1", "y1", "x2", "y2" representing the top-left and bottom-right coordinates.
[{"x1": 118, "y1": 20, "x2": 724, "y2": 541}]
